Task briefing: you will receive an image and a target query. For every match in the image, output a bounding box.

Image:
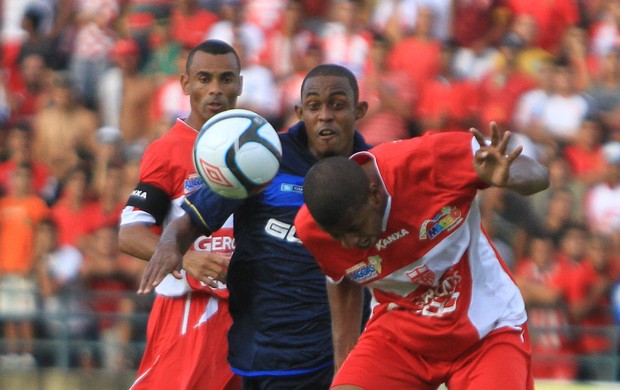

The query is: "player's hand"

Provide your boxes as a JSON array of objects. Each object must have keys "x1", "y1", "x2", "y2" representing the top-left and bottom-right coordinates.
[
  {"x1": 470, "y1": 122, "x2": 523, "y2": 188},
  {"x1": 138, "y1": 243, "x2": 184, "y2": 295},
  {"x1": 183, "y1": 250, "x2": 231, "y2": 288}
]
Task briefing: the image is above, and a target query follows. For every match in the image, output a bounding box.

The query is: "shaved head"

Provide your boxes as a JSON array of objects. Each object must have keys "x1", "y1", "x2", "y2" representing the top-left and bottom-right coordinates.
[{"x1": 303, "y1": 156, "x2": 369, "y2": 229}]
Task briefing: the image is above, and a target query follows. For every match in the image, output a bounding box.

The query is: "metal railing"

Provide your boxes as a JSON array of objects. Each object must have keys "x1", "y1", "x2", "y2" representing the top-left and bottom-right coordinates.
[{"x1": 1, "y1": 290, "x2": 620, "y2": 387}]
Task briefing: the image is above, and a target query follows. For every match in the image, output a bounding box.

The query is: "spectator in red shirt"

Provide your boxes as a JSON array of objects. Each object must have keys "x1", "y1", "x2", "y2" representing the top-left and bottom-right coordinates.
[
  {"x1": 81, "y1": 224, "x2": 136, "y2": 371},
  {"x1": 357, "y1": 31, "x2": 415, "y2": 144},
  {"x1": 562, "y1": 116, "x2": 607, "y2": 186},
  {"x1": 7, "y1": 52, "x2": 50, "y2": 126},
  {"x1": 170, "y1": 0, "x2": 218, "y2": 48},
  {"x1": 386, "y1": 5, "x2": 441, "y2": 93},
  {"x1": 589, "y1": 0, "x2": 620, "y2": 60},
  {"x1": 477, "y1": 32, "x2": 537, "y2": 133},
  {"x1": 563, "y1": 229, "x2": 618, "y2": 380},
  {"x1": 0, "y1": 123, "x2": 52, "y2": 200},
  {"x1": 451, "y1": 0, "x2": 510, "y2": 50},
  {"x1": 515, "y1": 234, "x2": 577, "y2": 380},
  {"x1": 50, "y1": 165, "x2": 100, "y2": 251},
  {"x1": 507, "y1": 0, "x2": 580, "y2": 56},
  {"x1": 416, "y1": 40, "x2": 480, "y2": 134}
]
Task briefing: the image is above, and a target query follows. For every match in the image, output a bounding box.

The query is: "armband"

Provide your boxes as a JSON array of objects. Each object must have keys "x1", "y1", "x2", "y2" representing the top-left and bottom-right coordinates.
[{"x1": 126, "y1": 182, "x2": 171, "y2": 225}]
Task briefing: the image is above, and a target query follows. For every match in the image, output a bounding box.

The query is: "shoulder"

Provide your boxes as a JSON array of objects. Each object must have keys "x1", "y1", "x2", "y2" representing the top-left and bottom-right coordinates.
[
  {"x1": 371, "y1": 131, "x2": 472, "y2": 158},
  {"x1": 146, "y1": 122, "x2": 196, "y2": 154}
]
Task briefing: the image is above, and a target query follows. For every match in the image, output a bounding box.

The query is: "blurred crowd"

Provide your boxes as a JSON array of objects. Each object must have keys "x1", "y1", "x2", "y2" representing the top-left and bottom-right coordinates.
[{"x1": 1, "y1": 0, "x2": 620, "y2": 381}]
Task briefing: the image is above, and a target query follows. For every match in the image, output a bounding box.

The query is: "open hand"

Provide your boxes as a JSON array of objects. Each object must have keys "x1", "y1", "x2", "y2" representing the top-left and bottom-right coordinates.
[
  {"x1": 183, "y1": 250, "x2": 231, "y2": 288},
  {"x1": 470, "y1": 122, "x2": 523, "y2": 188},
  {"x1": 138, "y1": 243, "x2": 183, "y2": 295}
]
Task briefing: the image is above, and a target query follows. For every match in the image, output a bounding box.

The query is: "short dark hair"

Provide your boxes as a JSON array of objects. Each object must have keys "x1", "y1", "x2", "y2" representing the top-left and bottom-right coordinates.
[
  {"x1": 186, "y1": 39, "x2": 241, "y2": 74},
  {"x1": 301, "y1": 64, "x2": 359, "y2": 103},
  {"x1": 303, "y1": 156, "x2": 369, "y2": 228}
]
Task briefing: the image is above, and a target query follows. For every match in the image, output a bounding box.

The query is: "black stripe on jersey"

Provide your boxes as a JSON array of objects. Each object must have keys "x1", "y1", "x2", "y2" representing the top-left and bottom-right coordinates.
[{"x1": 126, "y1": 182, "x2": 171, "y2": 225}]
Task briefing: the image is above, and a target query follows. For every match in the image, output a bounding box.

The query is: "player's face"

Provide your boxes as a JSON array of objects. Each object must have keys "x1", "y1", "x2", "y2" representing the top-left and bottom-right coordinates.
[
  {"x1": 324, "y1": 201, "x2": 384, "y2": 250},
  {"x1": 182, "y1": 51, "x2": 242, "y2": 129},
  {"x1": 296, "y1": 75, "x2": 367, "y2": 160}
]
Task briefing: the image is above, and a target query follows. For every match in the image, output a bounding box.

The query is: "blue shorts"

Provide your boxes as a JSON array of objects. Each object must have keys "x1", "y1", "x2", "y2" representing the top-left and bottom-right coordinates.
[{"x1": 241, "y1": 364, "x2": 333, "y2": 390}]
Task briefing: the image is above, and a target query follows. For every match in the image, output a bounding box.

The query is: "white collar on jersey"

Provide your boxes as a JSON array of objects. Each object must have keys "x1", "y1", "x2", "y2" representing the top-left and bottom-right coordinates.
[{"x1": 350, "y1": 151, "x2": 392, "y2": 233}]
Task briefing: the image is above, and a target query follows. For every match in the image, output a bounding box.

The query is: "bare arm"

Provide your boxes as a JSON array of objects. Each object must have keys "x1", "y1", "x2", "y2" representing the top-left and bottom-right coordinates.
[
  {"x1": 470, "y1": 122, "x2": 549, "y2": 196},
  {"x1": 119, "y1": 223, "x2": 162, "y2": 261},
  {"x1": 121, "y1": 221, "x2": 230, "y2": 289},
  {"x1": 516, "y1": 277, "x2": 563, "y2": 306},
  {"x1": 326, "y1": 277, "x2": 364, "y2": 372},
  {"x1": 137, "y1": 213, "x2": 201, "y2": 294}
]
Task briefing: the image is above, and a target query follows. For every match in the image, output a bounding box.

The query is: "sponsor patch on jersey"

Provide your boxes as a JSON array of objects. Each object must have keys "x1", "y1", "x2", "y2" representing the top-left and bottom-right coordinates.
[
  {"x1": 264, "y1": 218, "x2": 301, "y2": 244},
  {"x1": 346, "y1": 256, "x2": 382, "y2": 283},
  {"x1": 280, "y1": 183, "x2": 303, "y2": 193},
  {"x1": 193, "y1": 234, "x2": 236, "y2": 254},
  {"x1": 405, "y1": 264, "x2": 436, "y2": 286},
  {"x1": 411, "y1": 270, "x2": 462, "y2": 317},
  {"x1": 375, "y1": 228, "x2": 409, "y2": 251},
  {"x1": 184, "y1": 173, "x2": 204, "y2": 194},
  {"x1": 263, "y1": 173, "x2": 304, "y2": 207},
  {"x1": 419, "y1": 206, "x2": 463, "y2": 240}
]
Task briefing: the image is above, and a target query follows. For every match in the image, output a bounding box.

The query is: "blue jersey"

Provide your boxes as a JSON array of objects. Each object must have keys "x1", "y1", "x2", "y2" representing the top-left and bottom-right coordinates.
[{"x1": 182, "y1": 122, "x2": 371, "y2": 376}]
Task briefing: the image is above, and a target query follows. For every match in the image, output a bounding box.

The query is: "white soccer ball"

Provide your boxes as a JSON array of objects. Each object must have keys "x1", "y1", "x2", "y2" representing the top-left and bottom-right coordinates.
[{"x1": 193, "y1": 109, "x2": 282, "y2": 199}]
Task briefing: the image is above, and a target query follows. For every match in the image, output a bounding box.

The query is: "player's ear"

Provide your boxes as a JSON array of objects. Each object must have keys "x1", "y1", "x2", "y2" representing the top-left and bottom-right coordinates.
[
  {"x1": 294, "y1": 105, "x2": 303, "y2": 119},
  {"x1": 180, "y1": 73, "x2": 190, "y2": 95},
  {"x1": 354, "y1": 100, "x2": 369, "y2": 121},
  {"x1": 368, "y1": 181, "x2": 384, "y2": 209},
  {"x1": 237, "y1": 75, "x2": 244, "y2": 96}
]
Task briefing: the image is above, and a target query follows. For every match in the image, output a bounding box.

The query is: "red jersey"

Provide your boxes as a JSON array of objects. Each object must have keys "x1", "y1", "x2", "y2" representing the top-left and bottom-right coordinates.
[
  {"x1": 295, "y1": 131, "x2": 527, "y2": 360},
  {"x1": 515, "y1": 257, "x2": 577, "y2": 379},
  {"x1": 121, "y1": 119, "x2": 233, "y2": 299},
  {"x1": 507, "y1": 0, "x2": 579, "y2": 54},
  {"x1": 0, "y1": 160, "x2": 51, "y2": 196},
  {"x1": 121, "y1": 119, "x2": 238, "y2": 390}
]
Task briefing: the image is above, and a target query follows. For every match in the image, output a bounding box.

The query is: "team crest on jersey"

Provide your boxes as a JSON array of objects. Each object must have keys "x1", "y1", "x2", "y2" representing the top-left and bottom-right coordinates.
[
  {"x1": 406, "y1": 264, "x2": 436, "y2": 286},
  {"x1": 184, "y1": 173, "x2": 204, "y2": 194},
  {"x1": 346, "y1": 256, "x2": 382, "y2": 283},
  {"x1": 419, "y1": 206, "x2": 463, "y2": 240}
]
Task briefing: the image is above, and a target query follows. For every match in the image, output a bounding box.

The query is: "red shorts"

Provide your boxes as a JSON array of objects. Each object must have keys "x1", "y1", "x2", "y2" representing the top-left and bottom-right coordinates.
[
  {"x1": 332, "y1": 324, "x2": 533, "y2": 390},
  {"x1": 131, "y1": 293, "x2": 241, "y2": 390}
]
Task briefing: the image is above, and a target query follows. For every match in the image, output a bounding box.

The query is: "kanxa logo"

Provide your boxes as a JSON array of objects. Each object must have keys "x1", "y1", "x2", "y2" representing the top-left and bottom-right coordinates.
[
  {"x1": 375, "y1": 229, "x2": 409, "y2": 251},
  {"x1": 130, "y1": 190, "x2": 147, "y2": 199}
]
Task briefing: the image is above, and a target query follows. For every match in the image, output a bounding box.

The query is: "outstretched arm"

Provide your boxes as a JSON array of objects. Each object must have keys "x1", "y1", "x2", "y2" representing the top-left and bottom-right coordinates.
[
  {"x1": 327, "y1": 277, "x2": 365, "y2": 372},
  {"x1": 138, "y1": 213, "x2": 202, "y2": 294},
  {"x1": 122, "y1": 222, "x2": 230, "y2": 290},
  {"x1": 470, "y1": 122, "x2": 549, "y2": 196}
]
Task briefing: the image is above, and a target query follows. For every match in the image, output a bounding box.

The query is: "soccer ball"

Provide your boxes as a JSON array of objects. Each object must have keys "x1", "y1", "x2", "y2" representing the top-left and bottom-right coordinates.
[{"x1": 193, "y1": 109, "x2": 282, "y2": 199}]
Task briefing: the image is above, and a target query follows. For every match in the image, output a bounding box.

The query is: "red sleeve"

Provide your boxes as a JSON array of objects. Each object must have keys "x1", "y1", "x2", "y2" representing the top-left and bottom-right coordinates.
[{"x1": 138, "y1": 139, "x2": 175, "y2": 196}]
